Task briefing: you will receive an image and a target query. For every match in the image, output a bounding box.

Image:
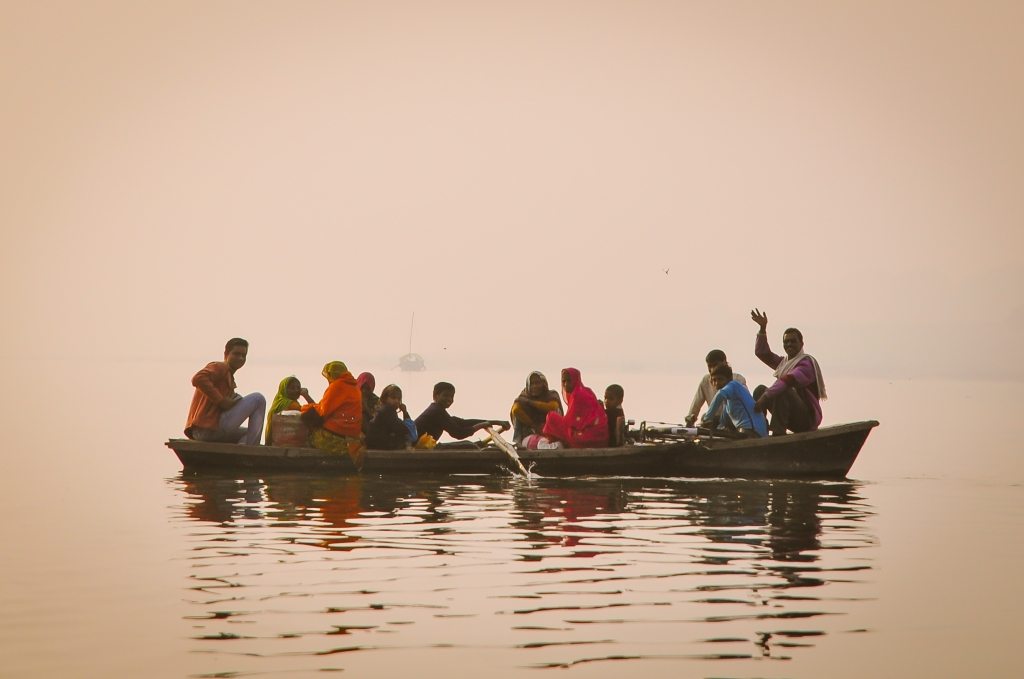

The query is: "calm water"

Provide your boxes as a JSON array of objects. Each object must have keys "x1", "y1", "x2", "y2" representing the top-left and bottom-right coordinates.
[{"x1": 1, "y1": 359, "x2": 1021, "y2": 678}]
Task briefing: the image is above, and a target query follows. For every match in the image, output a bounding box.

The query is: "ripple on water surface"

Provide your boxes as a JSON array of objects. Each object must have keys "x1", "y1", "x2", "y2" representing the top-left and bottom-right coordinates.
[{"x1": 170, "y1": 473, "x2": 876, "y2": 675}]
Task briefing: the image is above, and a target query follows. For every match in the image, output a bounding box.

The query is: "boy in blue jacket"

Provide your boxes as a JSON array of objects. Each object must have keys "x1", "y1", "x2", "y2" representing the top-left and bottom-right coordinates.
[{"x1": 702, "y1": 364, "x2": 768, "y2": 438}]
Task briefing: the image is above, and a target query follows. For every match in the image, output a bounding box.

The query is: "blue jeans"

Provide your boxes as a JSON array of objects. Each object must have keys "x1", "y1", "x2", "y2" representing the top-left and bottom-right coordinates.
[{"x1": 192, "y1": 393, "x2": 267, "y2": 445}]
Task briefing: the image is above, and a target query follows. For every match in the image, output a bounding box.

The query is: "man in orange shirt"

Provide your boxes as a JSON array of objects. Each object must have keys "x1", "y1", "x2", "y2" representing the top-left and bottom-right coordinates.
[{"x1": 184, "y1": 338, "x2": 266, "y2": 445}]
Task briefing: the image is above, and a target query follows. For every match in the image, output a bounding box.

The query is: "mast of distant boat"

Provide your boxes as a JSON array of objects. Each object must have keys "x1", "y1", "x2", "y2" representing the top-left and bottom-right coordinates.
[{"x1": 408, "y1": 312, "x2": 415, "y2": 355}]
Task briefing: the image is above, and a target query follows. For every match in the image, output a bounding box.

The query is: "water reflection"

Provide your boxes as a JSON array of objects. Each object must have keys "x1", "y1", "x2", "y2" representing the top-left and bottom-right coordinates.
[{"x1": 170, "y1": 472, "x2": 875, "y2": 674}]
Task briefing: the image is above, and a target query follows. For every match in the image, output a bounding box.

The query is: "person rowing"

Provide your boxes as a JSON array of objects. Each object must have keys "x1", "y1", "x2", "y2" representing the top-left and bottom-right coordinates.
[{"x1": 414, "y1": 381, "x2": 509, "y2": 446}]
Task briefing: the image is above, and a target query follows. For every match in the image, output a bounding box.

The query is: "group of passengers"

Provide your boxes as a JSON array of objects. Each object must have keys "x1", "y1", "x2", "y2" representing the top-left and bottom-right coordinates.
[
  {"x1": 183, "y1": 308, "x2": 826, "y2": 468},
  {"x1": 683, "y1": 309, "x2": 827, "y2": 438}
]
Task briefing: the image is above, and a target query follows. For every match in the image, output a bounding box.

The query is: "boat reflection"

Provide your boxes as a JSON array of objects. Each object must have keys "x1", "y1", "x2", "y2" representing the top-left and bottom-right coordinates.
[
  {"x1": 175, "y1": 473, "x2": 868, "y2": 562},
  {"x1": 171, "y1": 472, "x2": 873, "y2": 663}
]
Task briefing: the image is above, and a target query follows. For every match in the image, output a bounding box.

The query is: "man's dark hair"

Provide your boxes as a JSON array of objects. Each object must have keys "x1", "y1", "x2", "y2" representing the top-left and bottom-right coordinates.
[
  {"x1": 784, "y1": 328, "x2": 803, "y2": 342},
  {"x1": 225, "y1": 337, "x2": 249, "y2": 353},
  {"x1": 711, "y1": 364, "x2": 734, "y2": 382},
  {"x1": 433, "y1": 381, "x2": 455, "y2": 397},
  {"x1": 605, "y1": 383, "x2": 624, "y2": 399},
  {"x1": 705, "y1": 349, "x2": 727, "y2": 364}
]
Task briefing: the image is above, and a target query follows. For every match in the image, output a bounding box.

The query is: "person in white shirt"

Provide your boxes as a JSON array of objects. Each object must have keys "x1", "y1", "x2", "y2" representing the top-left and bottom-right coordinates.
[{"x1": 684, "y1": 349, "x2": 746, "y2": 427}]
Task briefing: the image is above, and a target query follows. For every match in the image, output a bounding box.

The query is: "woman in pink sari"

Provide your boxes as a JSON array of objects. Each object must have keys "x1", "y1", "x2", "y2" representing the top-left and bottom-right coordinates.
[{"x1": 542, "y1": 368, "x2": 609, "y2": 448}]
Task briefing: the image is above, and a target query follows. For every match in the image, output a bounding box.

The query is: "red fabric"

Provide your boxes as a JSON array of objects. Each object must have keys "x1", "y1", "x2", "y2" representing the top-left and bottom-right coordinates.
[
  {"x1": 542, "y1": 368, "x2": 608, "y2": 448},
  {"x1": 302, "y1": 371, "x2": 363, "y2": 437},
  {"x1": 356, "y1": 372, "x2": 375, "y2": 392}
]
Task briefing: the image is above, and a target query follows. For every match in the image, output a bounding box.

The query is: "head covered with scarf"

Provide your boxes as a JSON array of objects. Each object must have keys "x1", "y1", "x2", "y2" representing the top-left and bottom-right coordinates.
[
  {"x1": 520, "y1": 371, "x2": 558, "y2": 400},
  {"x1": 541, "y1": 367, "x2": 608, "y2": 447},
  {"x1": 560, "y1": 368, "x2": 603, "y2": 419},
  {"x1": 270, "y1": 375, "x2": 300, "y2": 415},
  {"x1": 322, "y1": 361, "x2": 350, "y2": 382},
  {"x1": 357, "y1": 372, "x2": 376, "y2": 393},
  {"x1": 265, "y1": 375, "x2": 301, "y2": 444},
  {"x1": 560, "y1": 368, "x2": 584, "y2": 403}
]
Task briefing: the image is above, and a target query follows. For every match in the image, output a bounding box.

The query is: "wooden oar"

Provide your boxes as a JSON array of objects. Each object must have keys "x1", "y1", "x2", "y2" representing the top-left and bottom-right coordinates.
[{"x1": 484, "y1": 426, "x2": 530, "y2": 477}]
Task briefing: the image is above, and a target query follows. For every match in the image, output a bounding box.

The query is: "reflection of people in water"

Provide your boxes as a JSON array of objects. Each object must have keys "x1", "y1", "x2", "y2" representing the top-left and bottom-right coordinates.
[
  {"x1": 511, "y1": 482, "x2": 627, "y2": 557},
  {"x1": 179, "y1": 475, "x2": 267, "y2": 525},
  {"x1": 177, "y1": 473, "x2": 367, "y2": 548},
  {"x1": 685, "y1": 480, "x2": 863, "y2": 566},
  {"x1": 265, "y1": 476, "x2": 366, "y2": 549},
  {"x1": 175, "y1": 474, "x2": 463, "y2": 551}
]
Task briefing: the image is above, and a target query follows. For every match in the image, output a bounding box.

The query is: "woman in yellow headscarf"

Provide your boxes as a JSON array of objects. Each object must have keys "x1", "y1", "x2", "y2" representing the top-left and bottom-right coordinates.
[
  {"x1": 265, "y1": 375, "x2": 315, "y2": 444},
  {"x1": 301, "y1": 361, "x2": 366, "y2": 469}
]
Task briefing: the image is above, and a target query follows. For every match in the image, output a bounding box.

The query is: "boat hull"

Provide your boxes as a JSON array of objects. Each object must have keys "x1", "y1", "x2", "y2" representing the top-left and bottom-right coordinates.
[
  {"x1": 676, "y1": 421, "x2": 877, "y2": 479},
  {"x1": 166, "y1": 421, "x2": 877, "y2": 479}
]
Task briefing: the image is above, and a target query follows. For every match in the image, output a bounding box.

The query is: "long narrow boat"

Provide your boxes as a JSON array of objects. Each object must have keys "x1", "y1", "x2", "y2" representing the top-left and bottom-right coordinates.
[{"x1": 165, "y1": 420, "x2": 877, "y2": 479}]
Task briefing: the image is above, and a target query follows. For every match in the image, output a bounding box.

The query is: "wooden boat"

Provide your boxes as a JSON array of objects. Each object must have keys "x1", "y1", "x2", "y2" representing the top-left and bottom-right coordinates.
[{"x1": 165, "y1": 420, "x2": 878, "y2": 479}]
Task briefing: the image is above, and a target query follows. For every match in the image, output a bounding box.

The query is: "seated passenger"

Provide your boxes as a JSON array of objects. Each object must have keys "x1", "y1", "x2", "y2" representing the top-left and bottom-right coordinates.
[
  {"x1": 414, "y1": 381, "x2": 509, "y2": 444},
  {"x1": 750, "y1": 308, "x2": 827, "y2": 434},
  {"x1": 542, "y1": 368, "x2": 609, "y2": 448},
  {"x1": 301, "y1": 361, "x2": 366, "y2": 469},
  {"x1": 184, "y1": 337, "x2": 266, "y2": 445},
  {"x1": 701, "y1": 364, "x2": 767, "y2": 438},
  {"x1": 603, "y1": 384, "x2": 626, "y2": 446},
  {"x1": 367, "y1": 384, "x2": 418, "y2": 450},
  {"x1": 265, "y1": 375, "x2": 314, "y2": 444},
  {"x1": 357, "y1": 372, "x2": 379, "y2": 431},
  {"x1": 684, "y1": 349, "x2": 746, "y2": 427},
  {"x1": 510, "y1": 371, "x2": 563, "y2": 444}
]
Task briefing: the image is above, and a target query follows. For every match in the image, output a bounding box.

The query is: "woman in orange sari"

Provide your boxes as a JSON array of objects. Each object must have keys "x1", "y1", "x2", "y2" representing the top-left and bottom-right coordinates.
[
  {"x1": 542, "y1": 368, "x2": 608, "y2": 448},
  {"x1": 302, "y1": 361, "x2": 366, "y2": 470}
]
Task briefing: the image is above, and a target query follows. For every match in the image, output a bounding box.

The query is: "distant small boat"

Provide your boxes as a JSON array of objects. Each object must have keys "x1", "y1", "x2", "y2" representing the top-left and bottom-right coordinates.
[
  {"x1": 398, "y1": 313, "x2": 425, "y2": 371},
  {"x1": 165, "y1": 421, "x2": 878, "y2": 479},
  {"x1": 397, "y1": 352, "x2": 426, "y2": 372}
]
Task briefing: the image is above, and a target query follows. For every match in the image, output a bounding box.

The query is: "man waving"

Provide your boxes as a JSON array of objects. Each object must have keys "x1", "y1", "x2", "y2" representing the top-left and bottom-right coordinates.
[{"x1": 750, "y1": 309, "x2": 827, "y2": 435}]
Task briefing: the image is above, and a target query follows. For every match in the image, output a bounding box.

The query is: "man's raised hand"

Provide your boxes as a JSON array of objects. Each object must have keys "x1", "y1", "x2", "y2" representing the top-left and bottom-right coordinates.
[{"x1": 750, "y1": 308, "x2": 768, "y2": 333}]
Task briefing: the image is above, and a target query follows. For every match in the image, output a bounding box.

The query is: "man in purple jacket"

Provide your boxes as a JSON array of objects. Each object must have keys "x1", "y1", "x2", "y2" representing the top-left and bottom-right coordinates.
[{"x1": 750, "y1": 308, "x2": 828, "y2": 435}]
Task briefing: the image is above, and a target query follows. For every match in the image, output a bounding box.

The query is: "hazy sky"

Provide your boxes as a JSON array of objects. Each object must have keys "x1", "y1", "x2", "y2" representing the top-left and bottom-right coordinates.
[{"x1": 2, "y1": 1, "x2": 1021, "y2": 379}]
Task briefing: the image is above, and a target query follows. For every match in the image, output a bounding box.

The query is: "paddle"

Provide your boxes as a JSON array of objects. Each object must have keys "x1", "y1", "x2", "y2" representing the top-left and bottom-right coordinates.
[{"x1": 484, "y1": 426, "x2": 530, "y2": 477}]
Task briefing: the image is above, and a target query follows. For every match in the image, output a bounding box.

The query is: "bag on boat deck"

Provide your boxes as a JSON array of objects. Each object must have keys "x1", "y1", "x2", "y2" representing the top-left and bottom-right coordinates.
[{"x1": 271, "y1": 411, "x2": 309, "y2": 447}]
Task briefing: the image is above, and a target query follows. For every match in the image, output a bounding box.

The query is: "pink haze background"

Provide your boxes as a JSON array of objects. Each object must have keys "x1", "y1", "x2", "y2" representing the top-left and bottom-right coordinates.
[{"x1": 2, "y1": 1, "x2": 1021, "y2": 378}]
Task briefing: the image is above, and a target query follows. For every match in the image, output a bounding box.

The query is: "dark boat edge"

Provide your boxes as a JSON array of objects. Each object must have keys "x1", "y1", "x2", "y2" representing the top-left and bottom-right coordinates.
[
  {"x1": 165, "y1": 420, "x2": 878, "y2": 479},
  {"x1": 683, "y1": 419, "x2": 879, "y2": 479}
]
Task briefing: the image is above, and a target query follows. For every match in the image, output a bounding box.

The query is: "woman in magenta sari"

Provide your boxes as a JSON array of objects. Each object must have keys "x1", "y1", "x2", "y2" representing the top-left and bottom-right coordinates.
[{"x1": 542, "y1": 368, "x2": 609, "y2": 448}]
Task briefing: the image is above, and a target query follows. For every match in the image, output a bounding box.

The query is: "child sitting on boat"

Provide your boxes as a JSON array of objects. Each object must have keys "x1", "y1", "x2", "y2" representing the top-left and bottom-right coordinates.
[
  {"x1": 702, "y1": 364, "x2": 767, "y2": 438},
  {"x1": 414, "y1": 381, "x2": 509, "y2": 446},
  {"x1": 367, "y1": 384, "x2": 418, "y2": 450},
  {"x1": 603, "y1": 384, "x2": 626, "y2": 446}
]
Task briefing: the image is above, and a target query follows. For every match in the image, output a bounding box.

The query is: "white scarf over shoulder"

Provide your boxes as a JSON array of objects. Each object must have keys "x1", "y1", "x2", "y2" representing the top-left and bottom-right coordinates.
[{"x1": 773, "y1": 351, "x2": 828, "y2": 400}]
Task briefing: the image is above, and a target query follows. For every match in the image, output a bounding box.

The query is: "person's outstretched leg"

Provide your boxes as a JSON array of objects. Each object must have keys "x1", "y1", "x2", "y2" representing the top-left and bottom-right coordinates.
[{"x1": 218, "y1": 393, "x2": 267, "y2": 445}]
